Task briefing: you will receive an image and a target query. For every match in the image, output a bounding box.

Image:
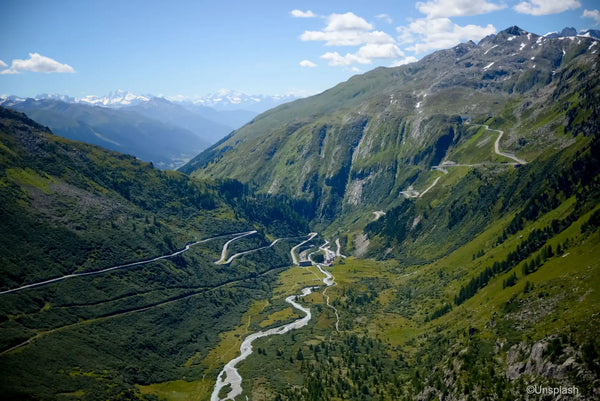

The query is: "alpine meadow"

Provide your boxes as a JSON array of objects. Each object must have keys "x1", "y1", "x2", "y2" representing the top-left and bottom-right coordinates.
[{"x1": 1, "y1": 3, "x2": 600, "y2": 400}]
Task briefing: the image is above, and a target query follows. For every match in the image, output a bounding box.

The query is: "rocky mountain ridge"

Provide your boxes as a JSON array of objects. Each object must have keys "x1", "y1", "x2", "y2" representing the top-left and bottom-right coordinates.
[{"x1": 183, "y1": 26, "x2": 599, "y2": 232}]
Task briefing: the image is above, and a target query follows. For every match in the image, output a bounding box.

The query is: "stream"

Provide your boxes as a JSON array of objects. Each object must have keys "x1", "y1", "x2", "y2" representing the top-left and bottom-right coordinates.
[{"x1": 211, "y1": 236, "x2": 336, "y2": 401}]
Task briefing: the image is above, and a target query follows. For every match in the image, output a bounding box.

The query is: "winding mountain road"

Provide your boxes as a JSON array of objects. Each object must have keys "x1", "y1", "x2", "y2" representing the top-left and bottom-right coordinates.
[
  {"x1": 214, "y1": 231, "x2": 257, "y2": 264},
  {"x1": 403, "y1": 124, "x2": 527, "y2": 199},
  {"x1": 0, "y1": 231, "x2": 322, "y2": 357},
  {"x1": 290, "y1": 232, "x2": 318, "y2": 265},
  {"x1": 335, "y1": 238, "x2": 346, "y2": 258},
  {"x1": 219, "y1": 235, "x2": 310, "y2": 265},
  {"x1": 486, "y1": 125, "x2": 528, "y2": 165},
  {"x1": 0, "y1": 231, "x2": 256, "y2": 296}
]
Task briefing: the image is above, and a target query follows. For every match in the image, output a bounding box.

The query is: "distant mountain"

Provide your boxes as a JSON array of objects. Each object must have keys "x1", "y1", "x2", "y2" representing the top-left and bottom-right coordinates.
[
  {"x1": 179, "y1": 102, "x2": 258, "y2": 132},
  {"x1": 39, "y1": 89, "x2": 300, "y2": 113},
  {"x1": 0, "y1": 98, "x2": 210, "y2": 169},
  {"x1": 77, "y1": 89, "x2": 151, "y2": 106},
  {"x1": 121, "y1": 97, "x2": 234, "y2": 144},
  {"x1": 1, "y1": 90, "x2": 297, "y2": 147},
  {"x1": 581, "y1": 28, "x2": 600, "y2": 39},
  {"x1": 185, "y1": 89, "x2": 301, "y2": 113}
]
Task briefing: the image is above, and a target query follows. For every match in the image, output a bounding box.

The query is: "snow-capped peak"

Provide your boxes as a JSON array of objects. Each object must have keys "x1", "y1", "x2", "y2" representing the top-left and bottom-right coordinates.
[
  {"x1": 186, "y1": 89, "x2": 302, "y2": 112},
  {"x1": 78, "y1": 90, "x2": 151, "y2": 106}
]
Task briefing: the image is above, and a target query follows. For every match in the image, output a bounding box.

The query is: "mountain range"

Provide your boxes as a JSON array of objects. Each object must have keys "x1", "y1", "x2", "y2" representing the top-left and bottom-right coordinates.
[
  {"x1": 0, "y1": 90, "x2": 300, "y2": 169},
  {"x1": 21, "y1": 88, "x2": 301, "y2": 112},
  {"x1": 0, "y1": 25, "x2": 599, "y2": 401}
]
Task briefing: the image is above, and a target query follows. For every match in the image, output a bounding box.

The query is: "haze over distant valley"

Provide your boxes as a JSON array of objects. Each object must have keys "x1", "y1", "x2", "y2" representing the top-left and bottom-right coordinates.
[{"x1": 0, "y1": 90, "x2": 300, "y2": 169}]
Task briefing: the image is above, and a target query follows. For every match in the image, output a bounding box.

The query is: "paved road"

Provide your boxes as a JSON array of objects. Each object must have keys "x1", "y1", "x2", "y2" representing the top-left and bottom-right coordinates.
[
  {"x1": 485, "y1": 125, "x2": 528, "y2": 165},
  {"x1": 0, "y1": 231, "x2": 255, "y2": 296},
  {"x1": 290, "y1": 232, "x2": 318, "y2": 265},
  {"x1": 404, "y1": 123, "x2": 527, "y2": 199},
  {"x1": 214, "y1": 231, "x2": 257, "y2": 264}
]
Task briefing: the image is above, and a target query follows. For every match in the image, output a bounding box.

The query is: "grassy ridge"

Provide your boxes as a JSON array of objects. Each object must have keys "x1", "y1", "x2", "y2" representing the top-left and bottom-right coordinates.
[{"x1": 0, "y1": 107, "x2": 311, "y2": 400}]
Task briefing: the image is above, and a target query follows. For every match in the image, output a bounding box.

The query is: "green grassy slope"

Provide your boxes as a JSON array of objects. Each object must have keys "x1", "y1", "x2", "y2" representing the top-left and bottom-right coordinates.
[
  {"x1": 182, "y1": 28, "x2": 599, "y2": 235},
  {"x1": 0, "y1": 107, "x2": 309, "y2": 400}
]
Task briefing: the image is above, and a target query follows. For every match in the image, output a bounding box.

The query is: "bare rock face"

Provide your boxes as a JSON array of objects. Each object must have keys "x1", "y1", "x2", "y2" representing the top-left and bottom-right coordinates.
[
  {"x1": 556, "y1": 356, "x2": 578, "y2": 379},
  {"x1": 505, "y1": 337, "x2": 585, "y2": 382},
  {"x1": 524, "y1": 341, "x2": 549, "y2": 376},
  {"x1": 506, "y1": 342, "x2": 528, "y2": 379}
]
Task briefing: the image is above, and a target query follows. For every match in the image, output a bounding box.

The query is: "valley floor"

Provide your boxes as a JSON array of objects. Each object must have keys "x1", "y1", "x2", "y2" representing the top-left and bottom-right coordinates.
[{"x1": 139, "y1": 201, "x2": 600, "y2": 401}]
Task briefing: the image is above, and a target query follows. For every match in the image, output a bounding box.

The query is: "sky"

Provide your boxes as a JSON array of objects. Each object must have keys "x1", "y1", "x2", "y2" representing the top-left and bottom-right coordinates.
[{"x1": 1, "y1": 0, "x2": 599, "y2": 99}]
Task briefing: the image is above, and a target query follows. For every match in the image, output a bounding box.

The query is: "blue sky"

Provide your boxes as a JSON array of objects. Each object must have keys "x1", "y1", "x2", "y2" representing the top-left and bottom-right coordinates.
[{"x1": 1, "y1": 0, "x2": 599, "y2": 99}]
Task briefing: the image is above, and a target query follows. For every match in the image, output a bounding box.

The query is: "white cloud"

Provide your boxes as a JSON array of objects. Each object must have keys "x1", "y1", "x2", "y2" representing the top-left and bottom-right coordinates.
[
  {"x1": 301, "y1": 29, "x2": 395, "y2": 46},
  {"x1": 321, "y1": 51, "x2": 371, "y2": 66},
  {"x1": 375, "y1": 13, "x2": 393, "y2": 24},
  {"x1": 0, "y1": 53, "x2": 75, "y2": 74},
  {"x1": 390, "y1": 56, "x2": 419, "y2": 67},
  {"x1": 0, "y1": 60, "x2": 6, "y2": 68},
  {"x1": 321, "y1": 43, "x2": 404, "y2": 66},
  {"x1": 291, "y1": 9, "x2": 317, "y2": 18},
  {"x1": 298, "y1": 11, "x2": 413, "y2": 67},
  {"x1": 299, "y1": 59, "x2": 317, "y2": 67},
  {"x1": 417, "y1": 0, "x2": 505, "y2": 18},
  {"x1": 325, "y1": 12, "x2": 373, "y2": 32},
  {"x1": 583, "y1": 9, "x2": 600, "y2": 25},
  {"x1": 356, "y1": 43, "x2": 403, "y2": 59},
  {"x1": 514, "y1": 0, "x2": 581, "y2": 16},
  {"x1": 300, "y1": 12, "x2": 395, "y2": 46},
  {"x1": 398, "y1": 18, "x2": 496, "y2": 53}
]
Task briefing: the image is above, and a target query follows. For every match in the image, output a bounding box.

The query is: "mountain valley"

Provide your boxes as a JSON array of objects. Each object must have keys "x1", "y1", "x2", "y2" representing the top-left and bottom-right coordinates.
[{"x1": 1, "y1": 25, "x2": 599, "y2": 401}]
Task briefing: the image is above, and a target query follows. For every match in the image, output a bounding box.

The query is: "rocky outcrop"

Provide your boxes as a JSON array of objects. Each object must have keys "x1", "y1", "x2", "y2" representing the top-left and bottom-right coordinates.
[{"x1": 506, "y1": 336, "x2": 588, "y2": 382}]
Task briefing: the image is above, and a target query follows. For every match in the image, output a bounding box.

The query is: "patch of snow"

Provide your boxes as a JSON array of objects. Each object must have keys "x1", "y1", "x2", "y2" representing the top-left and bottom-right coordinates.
[
  {"x1": 531, "y1": 56, "x2": 535, "y2": 60},
  {"x1": 483, "y1": 62, "x2": 495, "y2": 71},
  {"x1": 507, "y1": 36, "x2": 515, "y2": 41},
  {"x1": 519, "y1": 42, "x2": 526, "y2": 51},
  {"x1": 484, "y1": 44, "x2": 498, "y2": 55}
]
